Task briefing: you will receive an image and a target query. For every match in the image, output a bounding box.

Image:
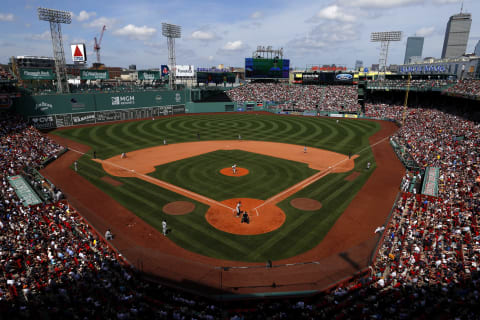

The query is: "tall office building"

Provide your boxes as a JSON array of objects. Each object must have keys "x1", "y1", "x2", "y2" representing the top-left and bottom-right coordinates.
[
  {"x1": 354, "y1": 60, "x2": 363, "y2": 71},
  {"x1": 404, "y1": 37, "x2": 424, "y2": 64},
  {"x1": 441, "y1": 12, "x2": 472, "y2": 58},
  {"x1": 475, "y1": 40, "x2": 480, "y2": 57}
]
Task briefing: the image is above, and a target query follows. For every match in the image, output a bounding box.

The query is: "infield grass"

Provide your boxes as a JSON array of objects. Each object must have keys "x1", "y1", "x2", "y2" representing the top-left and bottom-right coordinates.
[
  {"x1": 54, "y1": 113, "x2": 380, "y2": 262},
  {"x1": 149, "y1": 150, "x2": 318, "y2": 201}
]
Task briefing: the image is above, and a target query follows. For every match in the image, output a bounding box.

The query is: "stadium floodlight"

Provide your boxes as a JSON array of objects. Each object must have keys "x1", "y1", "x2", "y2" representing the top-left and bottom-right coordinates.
[
  {"x1": 38, "y1": 7, "x2": 72, "y2": 93},
  {"x1": 370, "y1": 31, "x2": 402, "y2": 80},
  {"x1": 370, "y1": 31, "x2": 402, "y2": 42},
  {"x1": 162, "y1": 23, "x2": 182, "y2": 90}
]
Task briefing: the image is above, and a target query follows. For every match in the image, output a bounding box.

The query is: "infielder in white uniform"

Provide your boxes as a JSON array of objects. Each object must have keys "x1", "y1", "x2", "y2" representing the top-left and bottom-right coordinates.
[
  {"x1": 162, "y1": 219, "x2": 167, "y2": 236},
  {"x1": 232, "y1": 164, "x2": 237, "y2": 174}
]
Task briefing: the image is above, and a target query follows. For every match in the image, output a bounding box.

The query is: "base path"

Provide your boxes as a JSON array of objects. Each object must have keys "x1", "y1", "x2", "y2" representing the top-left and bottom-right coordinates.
[
  {"x1": 96, "y1": 140, "x2": 356, "y2": 235},
  {"x1": 43, "y1": 118, "x2": 404, "y2": 295},
  {"x1": 97, "y1": 140, "x2": 355, "y2": 176}
]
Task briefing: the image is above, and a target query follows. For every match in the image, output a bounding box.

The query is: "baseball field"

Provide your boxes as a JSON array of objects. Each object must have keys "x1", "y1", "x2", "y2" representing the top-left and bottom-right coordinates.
[{"x1": 51, "y1": 113, "x2": 380, "y2": 262}]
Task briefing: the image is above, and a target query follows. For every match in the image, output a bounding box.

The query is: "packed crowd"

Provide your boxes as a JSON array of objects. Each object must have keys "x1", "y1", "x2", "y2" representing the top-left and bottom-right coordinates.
[
  {"x1": 226, "y1": 83, "x2": 359, "y2": 112},
  {"x1": 0, "y1": 66, "x2": 15, "y2": 81},
  {"x1": 368, "y1": 79, "x2": 454, "y2": 90},
  {"x1": 2, "y1": 90, "x2": 480, "y2": 318},
  {"x1": 0, "y1": 112, "x2": 225, "y2": 319},
  {"x1": 350, "y1": 103, "x2": 480, "y2": 318},
  {"x1": 23, "y1": 82, "x2": 168, "y2": 96},
  {"x1": 445, "y1": 79, "x2": 480, "y2": 98}
]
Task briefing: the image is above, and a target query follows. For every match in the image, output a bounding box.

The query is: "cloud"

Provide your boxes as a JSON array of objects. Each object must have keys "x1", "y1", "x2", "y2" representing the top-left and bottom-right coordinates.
[
  {"x1": 191, "y1": 30, "x2": 216, "y2": 41},
  {"x1": 415, "y1": 26, "x2": 435, "y2": 37},
  {"x1": 75, "y1": 10, "x2": 96, "y2": 22},
  {"x1": 314, "y1": 5, "x2": 356, "y2": 22},
  {"x1": 338, "y1": 0, "x2": 423, "y2": 8},
  {"x1": 113, "y1": 24, "x2": 157, "y2": 40},
  {"x1": 222, "y1": 40, "x2": 245, "y2": 51},
  {"x1": 28, "y1": 30, "x2": 51, "y2": 41},
  {"x1": 250, "y1": 11, "x2": 263, "y2": 19},
  {"x1": 84, "y1": 17, "x2": 117, "y2": 29},
  {"x1": 287, "y1": 21, "x2": 360, "y2": 51},
  {"x1": 431, "y1": 0, "x2": 462, "y2": 3},
  {"x1": 0, "y1": 13, "x2": 14, "y2": 22},
  {"x1": 217, "y1": 40, "x2": 248, "y2": 55}
]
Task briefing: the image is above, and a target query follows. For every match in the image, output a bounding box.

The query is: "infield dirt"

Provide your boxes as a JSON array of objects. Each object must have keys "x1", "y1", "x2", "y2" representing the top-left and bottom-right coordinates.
[{"x1": 42, "y1": 118, "x2": 404, "y2": 295}]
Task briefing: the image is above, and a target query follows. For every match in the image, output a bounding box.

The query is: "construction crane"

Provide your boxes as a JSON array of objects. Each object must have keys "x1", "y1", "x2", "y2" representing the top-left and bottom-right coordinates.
[{"x1": 93, "y1": 25, "x2": 106, "y2": 64}]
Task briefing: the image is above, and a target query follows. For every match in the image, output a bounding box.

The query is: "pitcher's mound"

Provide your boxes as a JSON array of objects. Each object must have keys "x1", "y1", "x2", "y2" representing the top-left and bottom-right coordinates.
[
  {"x1": 163, "y1": 201, "x2": 195, "y2": 215},
  {"x1": 290, "y1": 198, "x2": 322, "y2": 211},
  {"x1": 206, "y1": 198, "x2": 285, "y2": 235},
  {"x1": 220, "y1": 167, "x2": 249, "y2": 177}
]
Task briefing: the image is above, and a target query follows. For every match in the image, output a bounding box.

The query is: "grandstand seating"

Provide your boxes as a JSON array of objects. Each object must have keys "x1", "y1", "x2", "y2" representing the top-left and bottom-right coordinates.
[{"x1": 1, "y1": 80, "x2": 480, "y2": 318}]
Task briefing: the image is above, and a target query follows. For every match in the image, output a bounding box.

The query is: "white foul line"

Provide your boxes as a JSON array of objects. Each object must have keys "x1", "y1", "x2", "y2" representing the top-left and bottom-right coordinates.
[
  {"x1": 67, "y1": 147, "x2": 234, "y2": 211},
  {"x1": 252, "y1": 135, "x2": 392, "y2": 213}
]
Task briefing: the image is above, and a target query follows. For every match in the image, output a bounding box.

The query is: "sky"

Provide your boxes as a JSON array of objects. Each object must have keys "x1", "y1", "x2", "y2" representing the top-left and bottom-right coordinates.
[{"x1": 0, "y1": 0, "x2": 479, "y2": 70}]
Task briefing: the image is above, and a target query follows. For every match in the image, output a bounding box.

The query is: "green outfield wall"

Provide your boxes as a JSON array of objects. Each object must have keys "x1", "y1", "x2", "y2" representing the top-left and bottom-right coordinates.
[{"x1": 13, "y1": 90, "x2": 187, "y2": 129}]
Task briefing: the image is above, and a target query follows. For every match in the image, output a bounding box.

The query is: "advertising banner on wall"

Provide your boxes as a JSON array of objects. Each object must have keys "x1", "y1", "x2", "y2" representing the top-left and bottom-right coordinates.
[
  {"x1": 175, "y1": 65, "x2": 195, "y2": 77},
  {"x1": 80, "y1": 69, "x2": 109, "y2": 80},
  {"x1": 70, "y1": 44, "x2": 87, "y2": 62},
  {"x1": 138, "y1": 70, "x2": 160, "y2": 80},
  {"x1": 161, "y1": 65, "x2": 169, "y2": 77},
  {"x1": 19, "y1": 68, "x2": 55, "y2": 80}
]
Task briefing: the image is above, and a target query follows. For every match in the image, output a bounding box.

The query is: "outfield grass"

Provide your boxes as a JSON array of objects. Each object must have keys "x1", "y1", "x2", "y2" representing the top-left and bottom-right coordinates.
[{"x1": 55, "y1": 114, "x2": 380, "y2": 262}]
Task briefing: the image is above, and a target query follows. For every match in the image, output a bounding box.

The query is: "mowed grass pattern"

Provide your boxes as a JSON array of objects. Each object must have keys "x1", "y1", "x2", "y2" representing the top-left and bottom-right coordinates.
[
  {"x1": 54, "y1": 114, "x2": 380, "y2": 262},
  {"x1": 149, "y1": 150, "x2": 318, "y2": 201}
]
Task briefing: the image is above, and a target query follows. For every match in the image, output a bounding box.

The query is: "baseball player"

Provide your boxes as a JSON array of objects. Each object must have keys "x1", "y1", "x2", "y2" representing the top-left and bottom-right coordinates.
[
  {"x1": 232, "y1": 164, "x2": 237, "y2": 174},
  {"x1": 162, "y1": 219, "x2": 167, "y2": 236},
  {"x1": 163, "y1": 138, "x2": 167, "y2": 145},
  {"x1": 74, "y1": 161, "x2": 78, "y2": 172},
  {"x1": 121, "y1": 152, "x2": 126, "y2": 159},
  {"x1": 304, "y1": 145, "x2": 307, "y2": 153},
  {"x1": 236, "y1": 201, "x2": 241, "y2": 217}
]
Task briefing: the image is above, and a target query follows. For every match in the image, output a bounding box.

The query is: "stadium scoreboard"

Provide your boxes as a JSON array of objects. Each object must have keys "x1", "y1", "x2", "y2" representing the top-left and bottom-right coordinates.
[
  {"x1": 197, "y1": 72, "x2": 236, "y2": 84},
  {"x1": 245, "y1": 58, "x2": 290, "y2": 79}
]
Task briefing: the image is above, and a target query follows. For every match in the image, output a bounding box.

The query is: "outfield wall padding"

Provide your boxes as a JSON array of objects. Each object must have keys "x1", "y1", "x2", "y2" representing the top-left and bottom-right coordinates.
[
  {"x1": 13, "y1": 90, "x2": 188, "y2": 129},
  {"x1": 13, "y1": 90, "x2": 187, "y2": 117}
]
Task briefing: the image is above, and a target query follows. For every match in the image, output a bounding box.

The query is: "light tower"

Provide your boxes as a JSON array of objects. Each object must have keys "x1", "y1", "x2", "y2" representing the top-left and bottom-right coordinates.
[
  {"x1": 371, "y1": 31, "x2": 402, "y2": 80},
  {"x1": 162, "y1": 23, "x2": 181, "y2": 90},
  {"x1": 38, "y1": 7, "x2": 72, "y2": 93}
]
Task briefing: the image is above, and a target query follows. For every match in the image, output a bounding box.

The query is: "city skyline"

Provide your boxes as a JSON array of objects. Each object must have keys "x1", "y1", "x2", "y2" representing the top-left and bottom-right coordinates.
[
  {"x1": 404, "y1": 36, "x2": 424, "y2": 64},
  {"x1": 441, "y1": 12, "x2": 472, "y2": 58},
  {"x1": 0, "y1": 0, "x2": 479, "y2": 69}
]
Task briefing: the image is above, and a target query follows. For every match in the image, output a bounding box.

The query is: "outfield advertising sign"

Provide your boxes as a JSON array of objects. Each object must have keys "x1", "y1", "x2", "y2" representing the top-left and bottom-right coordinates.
[
  {"x1": 80, "y1": 69, "x2": 109, "y2": 80},
  {"x1": 70, "y1": 44, "x2": 87, "y2": 62},
  {"x1": 176, "y1": 65, "x2": 195, "y2": 77},
  {"x1": 19, "y1": 68, "x2": 55, "y2": 80},
  {"x1": 28, "y1": 105, "x2": 185, "y2": 129},
  {"x1": 29, "y1": 115, "x2": 56, "y2": 129},
  {"x1": 138, "y1": 70, "x2": 160, "y2": 80},
  {"x1": 161, "y1": 65, "x2": 169, "y2": 76}
]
